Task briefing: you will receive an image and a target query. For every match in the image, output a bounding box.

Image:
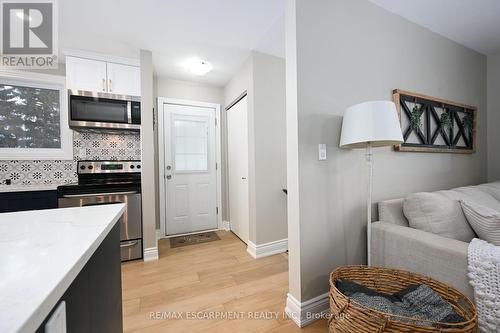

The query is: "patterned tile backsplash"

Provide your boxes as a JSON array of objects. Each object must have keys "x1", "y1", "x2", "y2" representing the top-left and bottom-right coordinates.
[{"x1": 0, "y1": 131, "x2": 141, "y2": 186}]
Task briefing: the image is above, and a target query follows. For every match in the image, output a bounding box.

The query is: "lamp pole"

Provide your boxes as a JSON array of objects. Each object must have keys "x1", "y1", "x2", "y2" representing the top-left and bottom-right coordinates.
[
  {"x1": 339, "y1": 101, "x2": 403, "y2": 266},
  {"x1": 366, "y1": 142, "x2": 373, "y2": 266}
]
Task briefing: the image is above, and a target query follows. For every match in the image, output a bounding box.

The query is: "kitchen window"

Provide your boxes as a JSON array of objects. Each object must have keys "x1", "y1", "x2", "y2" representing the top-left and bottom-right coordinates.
[{"x1": 0, "y1": 72, "x2": 72, "y2": 160}]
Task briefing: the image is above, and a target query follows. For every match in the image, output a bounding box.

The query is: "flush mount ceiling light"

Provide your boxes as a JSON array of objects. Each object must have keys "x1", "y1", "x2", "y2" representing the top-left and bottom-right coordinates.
[{"x1": 186, "y1": 59, "x2": 212, "y2": 76}]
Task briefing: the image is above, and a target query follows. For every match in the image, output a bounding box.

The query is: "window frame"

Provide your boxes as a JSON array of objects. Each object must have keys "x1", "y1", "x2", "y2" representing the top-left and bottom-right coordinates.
[
  {"x1": 172, "y1": 115, "x2": 210, "y2": 173},
  {"x1": 0, "y1": 71, "x2": 73, "y2": 160}
]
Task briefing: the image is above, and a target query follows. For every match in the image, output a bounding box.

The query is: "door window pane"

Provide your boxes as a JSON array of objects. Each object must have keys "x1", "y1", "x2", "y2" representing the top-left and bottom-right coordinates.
[
  {"x1": 173, "y1": 118, "x2": 208, "y2": 171},
  {"x1": 0, "y1": 83, "x2": 61, "y2": 148}
]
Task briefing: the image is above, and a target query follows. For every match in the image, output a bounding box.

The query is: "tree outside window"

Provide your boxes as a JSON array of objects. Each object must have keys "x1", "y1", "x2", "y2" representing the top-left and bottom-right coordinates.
[
  {"x1": 0, "y1": 84, "x2": 61, "y2": 149},
  {"x1": 0, "y1": 72, "x2": 72, "y2": 160}
]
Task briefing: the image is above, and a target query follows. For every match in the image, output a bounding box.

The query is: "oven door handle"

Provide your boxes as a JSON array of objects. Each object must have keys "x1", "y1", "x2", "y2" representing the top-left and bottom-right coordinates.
[
  {"x1": 61, "y1": 191, "x2": 138, "y2": 198},
  {"x1": 120, "y1": 241, "x2": 139, "y2": 248}
]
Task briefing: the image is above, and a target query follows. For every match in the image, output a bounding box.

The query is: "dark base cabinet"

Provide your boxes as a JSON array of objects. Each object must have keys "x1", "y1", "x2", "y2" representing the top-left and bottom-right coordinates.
[
  {"x1": 36, "y1": 222, "x2": 123, "y2": 333},
  {"x1": 0, "y1": 190, "x2": 57, "y2": 213}
]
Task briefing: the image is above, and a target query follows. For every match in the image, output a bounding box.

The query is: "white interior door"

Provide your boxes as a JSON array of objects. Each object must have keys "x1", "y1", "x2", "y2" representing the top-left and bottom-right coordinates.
[
  {"x1": 227, "y1": 96, "x2": 249, "y2": 243},
  {"x1": 163, "y1": 103, "x2": 218, "y2": 235}
]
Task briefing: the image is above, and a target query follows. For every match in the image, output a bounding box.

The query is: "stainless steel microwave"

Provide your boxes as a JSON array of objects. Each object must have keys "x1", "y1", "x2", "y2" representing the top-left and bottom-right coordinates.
[{"x1": 68, "y1": 90, "x2": 141, "y2": 131}]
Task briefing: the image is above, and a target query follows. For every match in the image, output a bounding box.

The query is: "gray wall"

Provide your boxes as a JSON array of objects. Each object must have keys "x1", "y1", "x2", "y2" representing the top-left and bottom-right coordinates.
[
  {"x1": 140, "y1": 50, "x2": 158, "y2": 252},
  {"x1": 287, "y1": 0, "x2": 487, "y2": 301},
  {"x1": 156, "y1": 77, "x2": 223, "y2": 104},
  {"x1": 285, "y1": 0, "x2": 301, "y2": 299},
  {"x1": 487, "y1": 53, "x2": 500, "y2": 181},
  {"x1": 224, "y1": 52, "x2": 288, "y2": 245},
  {"x1": 252, "y1": 52, "x2": 287, "y2": 244}
]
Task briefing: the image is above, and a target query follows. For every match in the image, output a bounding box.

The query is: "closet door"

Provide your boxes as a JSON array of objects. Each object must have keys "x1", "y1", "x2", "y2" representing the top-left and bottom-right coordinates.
[{"x1": 227, "y1": 95, "x2": 249, "y2": 243}]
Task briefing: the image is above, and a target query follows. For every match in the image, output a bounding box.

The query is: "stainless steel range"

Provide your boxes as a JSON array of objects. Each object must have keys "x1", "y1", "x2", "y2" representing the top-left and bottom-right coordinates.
[{"x1": 57, "y1": 160, "x2": 143, "y2": 261}]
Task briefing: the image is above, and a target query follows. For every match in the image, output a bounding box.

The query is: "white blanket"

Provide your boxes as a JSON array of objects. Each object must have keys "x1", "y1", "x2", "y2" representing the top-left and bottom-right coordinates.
[{"x1": 468, "y1": 238, "x2": 500, "y2": 333}]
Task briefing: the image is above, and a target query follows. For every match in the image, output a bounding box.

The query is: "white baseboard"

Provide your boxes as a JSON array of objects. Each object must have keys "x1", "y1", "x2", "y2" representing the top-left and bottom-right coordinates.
[
  {"x1": 285, "y1": 292, "x2": 329, "y2": 327},
  {"x1": 246, "y1": 239, "x2": 288, "y2": 259},
  {"x1": 143, "y1": 247, "x2": 159, "y2": 262},
  {"x1": 221, "y1": 220, "x2": 231, "y2": 231}
]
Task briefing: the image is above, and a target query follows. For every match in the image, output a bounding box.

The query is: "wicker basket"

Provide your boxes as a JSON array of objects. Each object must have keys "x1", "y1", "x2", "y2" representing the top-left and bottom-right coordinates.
[{"x1": 329, "y1": 266, "x2": 477, "y2": 333}]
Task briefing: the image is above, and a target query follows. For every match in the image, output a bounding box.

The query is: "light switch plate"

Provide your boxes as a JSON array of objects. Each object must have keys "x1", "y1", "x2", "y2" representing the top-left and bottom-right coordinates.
[
  {"x1": 45, "y1": 301, "x2": 66, "y2": 333},
  {"x1": 318, "y1": 144, "x2": 327, "y2": 161}
]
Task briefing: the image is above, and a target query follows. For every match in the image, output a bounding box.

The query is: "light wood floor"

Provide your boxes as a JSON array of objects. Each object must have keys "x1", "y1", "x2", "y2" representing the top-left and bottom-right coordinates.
[{"x1": 121, "y1": 231, "x2": 328, "y2": 332}]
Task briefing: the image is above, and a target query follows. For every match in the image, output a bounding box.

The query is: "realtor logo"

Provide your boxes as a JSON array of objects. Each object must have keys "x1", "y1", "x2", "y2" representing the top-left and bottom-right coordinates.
[{"x1": 0, "y1": 0, "x2": 57, "y2": 68}]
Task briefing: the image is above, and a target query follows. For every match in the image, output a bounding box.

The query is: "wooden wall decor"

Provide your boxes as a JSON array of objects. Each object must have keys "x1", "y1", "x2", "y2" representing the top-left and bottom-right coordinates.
[{"x1": 392, "y1": 89, "x2": 476, "y2": 153}]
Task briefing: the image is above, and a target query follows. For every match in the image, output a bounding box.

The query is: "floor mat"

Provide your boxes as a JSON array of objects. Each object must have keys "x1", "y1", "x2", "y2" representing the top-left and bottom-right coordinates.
[{"x1": 170, "y1": 232, "x2": 221, "y2": 248}]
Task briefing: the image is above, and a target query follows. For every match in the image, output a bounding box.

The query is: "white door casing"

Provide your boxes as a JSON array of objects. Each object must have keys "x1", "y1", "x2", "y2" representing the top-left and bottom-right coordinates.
[
  {"x1": 158, "y1": 99, "x2": 222, "y2": 237},
  {"x1": 227, "y1": 95, "x2": 250, "y2": 244}
]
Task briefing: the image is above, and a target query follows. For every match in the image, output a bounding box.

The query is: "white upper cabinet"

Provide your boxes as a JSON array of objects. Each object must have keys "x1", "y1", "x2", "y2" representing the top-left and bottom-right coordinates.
[
  {"x1": 66, "y1": 56, "x2": 107, "y2": 92},
  {"x1": 106, "y1": 62, "x2": 140, "y2": 96},
  {"x1": 66, "y1": 55, "x2": 140, "y2": 96}
]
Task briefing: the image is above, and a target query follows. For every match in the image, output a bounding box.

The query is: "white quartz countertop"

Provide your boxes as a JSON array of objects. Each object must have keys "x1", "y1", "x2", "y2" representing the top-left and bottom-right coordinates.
[
  {"x1": 0, "y1": 204, "x2": 126, "y2": 333},
  {"x1": 0, "y1": 184, "x2": 59, "y2": 193}
]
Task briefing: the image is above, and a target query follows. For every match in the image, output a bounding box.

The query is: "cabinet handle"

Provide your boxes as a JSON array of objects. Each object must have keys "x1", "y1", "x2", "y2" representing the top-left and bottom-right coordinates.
[
  {"x1": 102, "y1": 78, "x2": 106, "y2": 92},
  {"x1": 109, "y1": 79, "x2": 113, "y2": 92}
]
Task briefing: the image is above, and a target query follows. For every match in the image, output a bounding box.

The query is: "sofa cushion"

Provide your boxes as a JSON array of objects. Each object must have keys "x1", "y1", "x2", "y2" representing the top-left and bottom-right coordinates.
[
  {"x1": 403, "y1": 192, "x2": 475, "y2": 242},
  {"x1": 460, "y1": 201, "x2": 500, "y2": 246},
  {"x1": 442, "y1": 186, "x2": 500, "y2": 212},
  {"x1": 476, "y1": 182, "x2": 500, "y2": 203},
  {"x1": 378, "y1": 199, "x2": 409, "y2": 226}
]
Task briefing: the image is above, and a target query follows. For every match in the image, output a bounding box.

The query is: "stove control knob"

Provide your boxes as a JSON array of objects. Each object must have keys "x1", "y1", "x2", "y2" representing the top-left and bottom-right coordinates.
[
  {"x1": 88, "y1": 165, "x2": 93, "y2": 170},
  {"x1": 137, "y1": 164, "x2": 141, "y2": 169},
  {"x1": 130, "y1": 165, "x2": 135, "y2": 169},
  {"x1": 80, "y1": 165, "x2": 86, "y2": 170}
]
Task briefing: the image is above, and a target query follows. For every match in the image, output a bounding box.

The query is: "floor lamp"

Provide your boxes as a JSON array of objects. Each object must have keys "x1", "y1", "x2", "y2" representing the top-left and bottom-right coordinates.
[{"x1": 339, "y1": 101, "x2": 403, "y2": 266}]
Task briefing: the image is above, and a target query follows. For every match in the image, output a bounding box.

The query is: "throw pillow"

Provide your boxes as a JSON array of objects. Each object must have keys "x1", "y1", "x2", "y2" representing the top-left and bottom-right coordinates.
[
  {"x1": 460, "y1": 201, "x2": 500, "y2": 246},
  {"x1": 403, "y1": 192, "x2": 475, "y2": 242}
]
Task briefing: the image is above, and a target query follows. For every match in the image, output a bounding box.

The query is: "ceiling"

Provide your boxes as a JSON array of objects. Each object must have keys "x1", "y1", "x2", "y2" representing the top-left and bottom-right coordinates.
[
  {"x1": 368, "y1": 0, "x2": 500, "y2": 55},
  {"x1": 59, "y1": 0, "x2": 285, "y2": 87}
]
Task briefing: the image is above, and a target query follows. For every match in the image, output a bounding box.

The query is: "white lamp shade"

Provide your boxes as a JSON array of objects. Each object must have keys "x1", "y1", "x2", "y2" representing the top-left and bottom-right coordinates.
[{"x1": 339, "y1": 101, "x2": 403, "y2": 149}]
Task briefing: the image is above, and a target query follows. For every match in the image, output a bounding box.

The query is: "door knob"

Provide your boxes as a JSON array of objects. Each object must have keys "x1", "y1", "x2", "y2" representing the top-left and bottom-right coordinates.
[
  {"x1": 242, "y1": 177, "x2": 247, "y2": 180},
  {"x1": 166, "y1": 175, "x2": 172, "y2": 180}
]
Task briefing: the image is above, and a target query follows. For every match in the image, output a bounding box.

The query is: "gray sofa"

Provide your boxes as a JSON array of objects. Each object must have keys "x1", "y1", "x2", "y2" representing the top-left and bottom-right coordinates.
[{"x1": 371, "y1": 181, "x2": 500, "y2": 301}]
